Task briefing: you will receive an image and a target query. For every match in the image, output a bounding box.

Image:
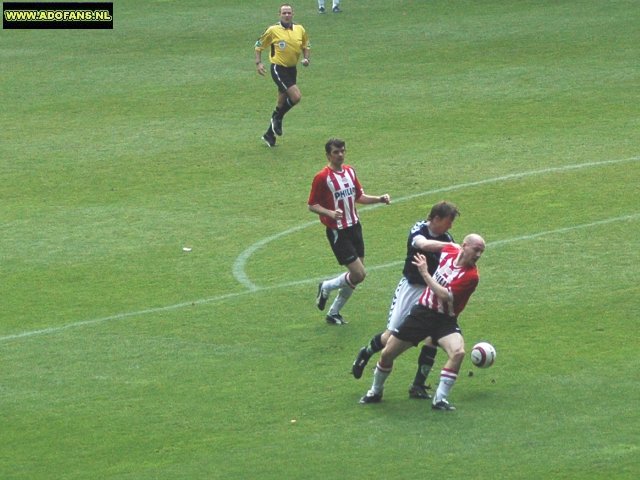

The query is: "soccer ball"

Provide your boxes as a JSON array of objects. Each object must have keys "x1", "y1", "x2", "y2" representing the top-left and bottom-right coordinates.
[{"x1": 470, "y1": 342, "x2": 496, "y2": 368}]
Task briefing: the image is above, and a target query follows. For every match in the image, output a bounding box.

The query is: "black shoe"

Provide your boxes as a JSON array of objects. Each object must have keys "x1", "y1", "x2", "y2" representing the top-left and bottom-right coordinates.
[
  {"x1": 271, "y1": 114, "x2": 283, "y2": 136},
  {"x1": 318, "y1": 7, "x2": 326, "y2": 14},
  {"x1": 359, "y1": 390, "x2": 382, "y2": 404},
  {"x1": 316, "y1": 282, "x2": 328, "y2": 310},
  {"x1": 332, "y1": 6, "x2": 342, "y2": 13},
  {"x1": 432, "y1": 398, "x2": 456, "y2": 411},
  {"x1": 408, "y1": 384, "x2": 431, "y2": 399},
  {"x1": 326, "y1": 313, "x2": 347, "y2": 325},
  {"x1": 261, "y1": 131, "x2": 276, "y2": 147},
  {"x1": 352, "y1": 347, "x2": 370, "y2": 379}
]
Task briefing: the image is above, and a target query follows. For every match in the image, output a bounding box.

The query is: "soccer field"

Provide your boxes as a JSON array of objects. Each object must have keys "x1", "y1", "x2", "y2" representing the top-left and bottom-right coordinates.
[{"x1": 1, "y1": 1, "x2": 639, "y2": 478}]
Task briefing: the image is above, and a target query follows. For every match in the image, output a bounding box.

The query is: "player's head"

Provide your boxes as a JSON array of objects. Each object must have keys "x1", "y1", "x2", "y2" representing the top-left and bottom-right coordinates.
[
  {"x1": 325, "y1": 138, "x2": 346, "y2": 155},
  {"x1": 460, "y1": 233, "x2": 485, "y2": 266},
  {"x1": 427, "y1": 201, "x2": 460, "y2": 235},
  {"x1": 325, "y1": 138, "x2": 346, "y2": 168}
]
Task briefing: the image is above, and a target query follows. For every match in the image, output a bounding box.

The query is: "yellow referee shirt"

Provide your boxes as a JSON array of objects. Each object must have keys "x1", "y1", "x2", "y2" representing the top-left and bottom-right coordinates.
[{"x1": 255, "y1": 22, "x2": 309, "y2": 67}]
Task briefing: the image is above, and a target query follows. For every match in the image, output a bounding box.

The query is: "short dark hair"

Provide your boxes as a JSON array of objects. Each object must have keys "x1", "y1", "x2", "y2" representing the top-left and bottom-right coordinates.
[
  {"x1": 428, "y1": 201, "x2": 460, "y2": 221},
  {"x1": 325, "y1": 138, "x2": 346, "y2": 155}
]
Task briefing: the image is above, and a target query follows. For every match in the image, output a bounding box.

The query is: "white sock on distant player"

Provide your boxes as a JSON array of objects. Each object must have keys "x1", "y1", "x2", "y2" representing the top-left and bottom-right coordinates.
[
  {"x1": 322, "y1": 272, "x2": 351, "y2": 292},
  {"x1": 333, "y1": 0, "x2": 340, "y2": 7},
  {"x1": 371, "y1": 362, "x2": 392, "y2": 394},
  {"x1": 318, "y1": 1, "x2": 325, "y2": 8},
  {"x1": 434, "y1": 367, "x2": 458, "y2": 402},
  {"x1": 328, "y1": 285, "x2": 354, "y2": 315}
]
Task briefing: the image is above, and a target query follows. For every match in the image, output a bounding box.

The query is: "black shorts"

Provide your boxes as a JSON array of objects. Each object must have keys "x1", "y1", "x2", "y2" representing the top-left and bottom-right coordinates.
[
  {"x1": 326, "y1": 222, "x2": 365, "y2": 266},
  {"x1": 392, "y1": 304, "x2": 462, "y2": 346},
  {"x1": 271, "y1": 64, "x2": 297, "y2": 93}
]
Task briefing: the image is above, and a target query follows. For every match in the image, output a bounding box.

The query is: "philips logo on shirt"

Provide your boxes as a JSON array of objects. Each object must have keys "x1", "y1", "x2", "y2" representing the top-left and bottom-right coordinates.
[{"x1": 334, "y1": 187, "x2": 356, "y2": 200}]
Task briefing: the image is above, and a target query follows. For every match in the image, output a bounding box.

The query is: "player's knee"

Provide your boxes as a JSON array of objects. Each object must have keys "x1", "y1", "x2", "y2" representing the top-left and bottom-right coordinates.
[
  {"x1": 451, "y1": 348, "x2": 465, "y2": 364},
  {"x1": 352, "y1": 269, "x2": 366, "y2": 284},
  {"x1": 379, "y1": 351, "x2": 394, "y2": 369}
]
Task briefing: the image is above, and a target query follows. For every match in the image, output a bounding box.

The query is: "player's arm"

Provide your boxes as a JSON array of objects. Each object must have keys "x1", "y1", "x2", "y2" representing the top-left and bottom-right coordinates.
[
  {"x1": 307, "y1": 175, "x2": 343, "y2": 219},
  {"x1": 308, "y1": 203, "x2": 343, "y2": 220},
  {"x1": 412, "y1": 253, "x2": 452, "y2": 302},
  {"x1": 355, "y1": 193, "x2": 391, "y2": 205},
  {"x1": 413, "y1": 236, "x2": 457, "y2": 253}
]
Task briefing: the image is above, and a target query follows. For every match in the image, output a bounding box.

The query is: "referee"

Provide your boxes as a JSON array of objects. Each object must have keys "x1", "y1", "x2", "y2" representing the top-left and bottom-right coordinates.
[{"x1": 254, "y1": 4, "x2": 310, "y2": 147}]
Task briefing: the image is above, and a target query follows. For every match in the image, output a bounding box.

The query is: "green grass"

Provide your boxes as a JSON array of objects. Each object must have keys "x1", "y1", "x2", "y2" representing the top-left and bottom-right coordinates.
[{"x1": 1, "y1": 1, "x2": 639, "y2": 478}]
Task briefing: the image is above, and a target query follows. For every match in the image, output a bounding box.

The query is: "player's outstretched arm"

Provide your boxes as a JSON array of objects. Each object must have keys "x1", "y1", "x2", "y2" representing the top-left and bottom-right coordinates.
[
  {"x1": 356, "y1": 193, "x2": 390, "y2": 205},
  {"x1": 413, "y1": 238, "x2": 457, "y2": 253}
]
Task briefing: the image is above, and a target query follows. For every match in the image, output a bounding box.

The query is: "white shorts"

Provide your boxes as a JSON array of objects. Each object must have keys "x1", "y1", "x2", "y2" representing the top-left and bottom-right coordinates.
[{"x1": 386, "y1": 276, "x2": 424, "y2": 332}]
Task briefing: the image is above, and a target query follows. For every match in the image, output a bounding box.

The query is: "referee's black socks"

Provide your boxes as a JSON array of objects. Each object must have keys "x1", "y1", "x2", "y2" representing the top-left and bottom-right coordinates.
[{"x1": 274, "y1": 97, "x2": 295, "y2": 118}]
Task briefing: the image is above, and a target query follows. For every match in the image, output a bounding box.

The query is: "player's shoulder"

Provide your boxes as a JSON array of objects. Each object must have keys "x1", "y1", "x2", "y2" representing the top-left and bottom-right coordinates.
[
  {"x1": 313, "y1": 165, "x2": 331, "y2": 179},
  {"x1": 409, "y1": 220, "x2": 427, "y2": 236},
  {"x1": 469, "y1": 267, "x2": 480, "y2": 283},
  {"x1": 443, "y1": 242, "x2": 461, "y2": 254},
  {"x1": 443, "y1": 231, "x2": 454, "y2": 242}
]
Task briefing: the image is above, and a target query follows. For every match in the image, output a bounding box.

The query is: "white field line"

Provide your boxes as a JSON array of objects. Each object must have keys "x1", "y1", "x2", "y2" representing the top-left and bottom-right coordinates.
[
  {"x1": 1, "y1": 213, "x2": 638, "y2": 343},
  {"x1": 232, "y1": 156, "x2": 640, "y2": 290},
  {"x1": 1, "y1": 157, "x2": 638, "y2": 343}
]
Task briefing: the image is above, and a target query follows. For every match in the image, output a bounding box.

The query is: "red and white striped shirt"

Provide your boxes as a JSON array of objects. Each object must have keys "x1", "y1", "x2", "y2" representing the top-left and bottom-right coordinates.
[
  {"x1": 418, "y1": 243, "x2": 479, "y2": 317},
  {"x1": 307, "y1": 165, "x2": 363, "y2": 230}
]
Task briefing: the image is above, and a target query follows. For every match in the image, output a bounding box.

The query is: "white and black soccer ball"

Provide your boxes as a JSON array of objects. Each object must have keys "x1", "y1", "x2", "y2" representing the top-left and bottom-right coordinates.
[{"x1": 470, "y1": 342, "x2": 496, "y2": 368}]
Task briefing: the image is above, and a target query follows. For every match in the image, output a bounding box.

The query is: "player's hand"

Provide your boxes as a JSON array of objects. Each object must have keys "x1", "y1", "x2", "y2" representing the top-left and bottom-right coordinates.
[
  {"x1": 302, "y1": 58, "x2": 310, "y2": 67},
  {"x1": 379, "y1": 194, "x2": 391, "y2": 204},
  {"x1": 333, "y1": 208, "x2": 343, "y2": 220},
  {"x1": 256, "y1": 62, "x2": 266, "y2": 76},
  {"x1": 412, "y1": 253, "x2": 427, "y2": 271}
]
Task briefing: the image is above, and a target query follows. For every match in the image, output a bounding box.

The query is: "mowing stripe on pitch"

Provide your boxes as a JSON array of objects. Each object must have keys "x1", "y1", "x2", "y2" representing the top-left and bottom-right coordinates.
[
  {"x1": 2, "y1": 213, "x2": 637, "y2": 343},
  {"x1": 1, "y1": 156, "x2": 638, "y2": 343},
  {"x1": 233, "y1": 155, "x2": 640, "y2": 290}
]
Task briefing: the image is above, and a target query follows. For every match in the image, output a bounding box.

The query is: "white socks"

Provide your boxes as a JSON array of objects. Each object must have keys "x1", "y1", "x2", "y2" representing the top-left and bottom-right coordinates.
[
  {"x1": 318, "y1": 1, "x2": 340, "y2": 8},
  {"x1": 434, "y1": 367, "x2": 458, "y2": 402},
  {"x1": 322, "y1": 272, "x2": 350, "y2": 292},
  {"x1": 371, "y1": 362, "x2": 392, "y2": 394},
  {"x1": 328, "y1": 285, "x2": 354, "y2": 315}
]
